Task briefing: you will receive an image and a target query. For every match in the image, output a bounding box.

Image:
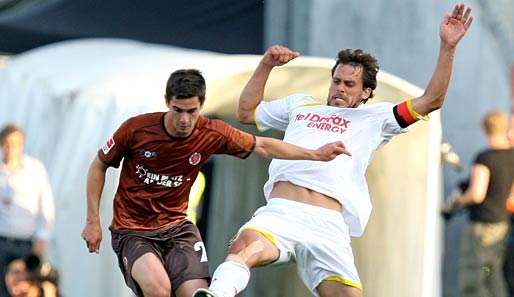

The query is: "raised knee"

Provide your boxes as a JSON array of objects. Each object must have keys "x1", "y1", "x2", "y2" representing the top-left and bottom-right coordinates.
[
  {"x1": 141, "y1": 280, "x2": 171, "y2": 297},
  {"x1": 227, "y1": 238, "x2": 273, "y2": 267}
]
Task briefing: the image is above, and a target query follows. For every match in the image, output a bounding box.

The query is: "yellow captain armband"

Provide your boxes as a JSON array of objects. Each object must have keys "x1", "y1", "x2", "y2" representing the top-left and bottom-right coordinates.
[
  {"x1": 393, "y1": 99, "x2": 429, "y2": 128},
  {"x1": 406, "y1": 99, "x2": 430, "y2": 121}
]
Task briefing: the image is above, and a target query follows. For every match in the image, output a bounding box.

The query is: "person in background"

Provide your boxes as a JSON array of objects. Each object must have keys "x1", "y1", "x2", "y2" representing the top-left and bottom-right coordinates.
[
  {"x1": 4, "y1": 258, "x2": 58, "y2": 297},
  {"x1": 503, "y1": 110, "x2": 514, "y2": 297},
  {"x1": 0, "y1": 124, "x2": 55, "y2": 297},
  {"x1": 453, "y1": 111, "x2": 514, "y2": 297}
]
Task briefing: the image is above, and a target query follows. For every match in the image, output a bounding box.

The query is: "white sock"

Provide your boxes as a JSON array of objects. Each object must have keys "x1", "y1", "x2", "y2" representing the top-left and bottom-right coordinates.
[{"x1": 209, "y1": 261, "x2": 250, "y2": 297}]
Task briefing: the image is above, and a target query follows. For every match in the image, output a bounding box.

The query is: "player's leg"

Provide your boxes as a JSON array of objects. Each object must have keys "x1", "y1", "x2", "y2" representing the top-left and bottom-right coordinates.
[
  {"x1": 195, "y1": 229, "x2": 280, "y2": 297},
  {"x1": 294, "y1": 204, "x2": 362, "y2": 297},
  {"x1": 131, "y1": 252, "x2": 171, "y2": 297},
  {"x1": 226, "y1": 229, "x2": 280, "y2": 267},
  {"x1": 111, "y1": 232, "x2": 170, "y2": 297},
  {"x1": 194, "y1": 200, "x2": 295, "y2": 297},
  {"x1": 175, "y1": 279, "x2": 208, "y2": 297},
  {"x1": 163, "y1": 220, "x2": 210, "y2": 297}
]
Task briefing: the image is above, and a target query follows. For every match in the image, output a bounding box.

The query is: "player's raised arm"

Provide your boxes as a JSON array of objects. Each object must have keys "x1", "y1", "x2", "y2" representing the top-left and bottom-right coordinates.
[
  {"x1": 237, "y1": 45, "x2": 300, "y2": 124},
  {"x1": 408, "y1": 4, "x2": 473, "y2": 118}
]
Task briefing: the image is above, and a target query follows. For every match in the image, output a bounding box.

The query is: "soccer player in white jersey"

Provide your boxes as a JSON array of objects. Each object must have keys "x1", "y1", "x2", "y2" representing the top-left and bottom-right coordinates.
[{"x1": 194, "y1": 4, "x2": 473, "y2": 297}]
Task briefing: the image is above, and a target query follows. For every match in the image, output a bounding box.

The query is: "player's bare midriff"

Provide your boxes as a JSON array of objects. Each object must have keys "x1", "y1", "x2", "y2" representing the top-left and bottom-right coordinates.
[{"x1": 270, "y1": 181, "x2": 342, "y2": 212}]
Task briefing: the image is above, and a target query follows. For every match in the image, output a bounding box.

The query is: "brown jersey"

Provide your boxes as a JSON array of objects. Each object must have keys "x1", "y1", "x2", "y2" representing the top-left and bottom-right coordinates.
[{"x1": 98, "y1": 112, "x2": 255, "y2": 231}]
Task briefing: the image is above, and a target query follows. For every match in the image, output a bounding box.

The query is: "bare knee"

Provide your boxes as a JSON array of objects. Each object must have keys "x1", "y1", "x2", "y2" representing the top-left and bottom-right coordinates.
[{"x1": 226, "y1": 230, "x2": 279, "y2": 268}]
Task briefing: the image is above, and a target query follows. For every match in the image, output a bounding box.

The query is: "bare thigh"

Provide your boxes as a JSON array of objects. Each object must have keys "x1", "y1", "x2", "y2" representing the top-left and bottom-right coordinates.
[
  {"x1": 226, "y1": 229, "x2": 280, "y2": 268},
  {"x1": 175, "y1": 278, "x2": 208, "y2": 297},
  {"x1": 317, "y1": 280, "x2": 363, "y2": 297},
  {"x1": 131, "y1": 252, "x2": 171, "y2": 297}
]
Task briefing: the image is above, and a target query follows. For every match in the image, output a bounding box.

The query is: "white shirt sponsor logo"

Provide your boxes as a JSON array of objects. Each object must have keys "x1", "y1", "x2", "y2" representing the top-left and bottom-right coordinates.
[{"x1": 294, "y1": 112, "x2": 351, "y2": 134}]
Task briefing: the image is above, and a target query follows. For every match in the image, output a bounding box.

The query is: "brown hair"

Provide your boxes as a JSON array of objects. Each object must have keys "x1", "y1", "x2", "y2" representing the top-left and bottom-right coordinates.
[{"x1": 165, "y1": 69, "x2": 206, "y2": 105}]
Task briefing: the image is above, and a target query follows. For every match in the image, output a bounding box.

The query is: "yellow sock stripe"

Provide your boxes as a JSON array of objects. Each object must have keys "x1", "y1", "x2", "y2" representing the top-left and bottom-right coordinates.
[
  {"x1": 324, "y1": 275, "x2": 363, "y2": 290},
  {"x1": 406, "y1": 99, "x2": 429, "y2": 121},
  {"x1": 238, "y1": 227, "x2": 279, "y2": 246}
]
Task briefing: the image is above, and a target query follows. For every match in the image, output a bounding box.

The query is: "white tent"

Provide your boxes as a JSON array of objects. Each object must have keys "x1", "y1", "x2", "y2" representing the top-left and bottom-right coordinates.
[{"x1": 0, "y1": 39, "x2": 442, "y2": 297}]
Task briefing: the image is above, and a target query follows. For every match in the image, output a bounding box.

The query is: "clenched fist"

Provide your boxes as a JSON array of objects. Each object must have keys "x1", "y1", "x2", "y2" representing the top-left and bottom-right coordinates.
[{"x1": 261, "y1": 44, "x2": 300, "y2": 67}]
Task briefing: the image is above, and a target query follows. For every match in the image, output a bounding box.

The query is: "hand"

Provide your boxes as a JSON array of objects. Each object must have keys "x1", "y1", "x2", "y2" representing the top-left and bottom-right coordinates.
[
  {"x1": 441, "y1": 189, "x2": 462, "y2": 220},
  {"x1": 261, "y1": 44, "x2": 300, "y2": 67},
  {"x1": 81, "y1": 220, "x2": 102, "y2": 254},
  {"x1": 314, "y1": 141, "x2": 351, "y2": 161},
  {"x1": 440, "y1": 3, "x2": 473, "y2": 48},
  {"x1": 31, "y1": 240, "x2": 47, "y2": 256}
]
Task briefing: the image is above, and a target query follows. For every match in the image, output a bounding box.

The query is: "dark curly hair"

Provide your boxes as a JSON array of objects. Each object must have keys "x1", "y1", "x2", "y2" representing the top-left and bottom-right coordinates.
[
  {"x1": 165, "y1": 69, "x2": 206, "y2": 105},
  {"x1": 331, "y1": 49, "x2": 379, "y2": 100}
]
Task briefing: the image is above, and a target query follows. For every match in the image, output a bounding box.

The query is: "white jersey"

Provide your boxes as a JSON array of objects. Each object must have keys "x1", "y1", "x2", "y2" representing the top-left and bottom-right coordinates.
[{"x1": 255, "y1": 94, "x2": 407, "y2": 236}]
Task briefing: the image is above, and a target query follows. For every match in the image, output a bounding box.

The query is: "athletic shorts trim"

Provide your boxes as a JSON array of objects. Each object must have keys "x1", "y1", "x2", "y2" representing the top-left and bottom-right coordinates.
[{"x1": 324, "y1": 275, "x2": 363, "y2": 290}]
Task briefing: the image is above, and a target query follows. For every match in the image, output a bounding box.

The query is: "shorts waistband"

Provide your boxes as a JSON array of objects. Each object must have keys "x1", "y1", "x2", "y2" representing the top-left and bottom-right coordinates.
[{"x1": 268, "y1": 198, "x2": 342, "y2": 218}]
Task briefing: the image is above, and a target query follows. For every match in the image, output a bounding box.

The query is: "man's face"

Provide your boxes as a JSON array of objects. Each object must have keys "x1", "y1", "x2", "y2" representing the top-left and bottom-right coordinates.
[
  {"x1": 1, "y1": 131, "x2": 24, "y2": 160},
  {"x1": 166, "y1": 96, "x2": 202, "y2": 137},
  {"x1": 327, "y1": 64, "x2": 371, "y2": 108}
]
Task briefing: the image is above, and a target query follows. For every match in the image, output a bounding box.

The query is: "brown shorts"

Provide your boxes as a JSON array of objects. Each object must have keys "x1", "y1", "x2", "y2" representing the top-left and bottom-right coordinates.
[{"x1": 110, "y1": 220, "x2": 210, "y2": 297}]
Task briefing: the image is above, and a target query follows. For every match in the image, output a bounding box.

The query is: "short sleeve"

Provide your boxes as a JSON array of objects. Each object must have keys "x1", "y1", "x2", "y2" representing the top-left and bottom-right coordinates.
[
  {"x1": 474, "y1": 152, "x2": 490, "y2": 168},
  {"x1": 373, "y1": 102, "x2": 409, "y2": 141},
  {"x1": 255, "y1": 94, "x2": 318, "y2": 132},
  {"x1": 214, "y1": 120, "x2": 256, "y2": 159},
  {"x1": 97, "y1": 119, "x2": 133, "y2": 168}
]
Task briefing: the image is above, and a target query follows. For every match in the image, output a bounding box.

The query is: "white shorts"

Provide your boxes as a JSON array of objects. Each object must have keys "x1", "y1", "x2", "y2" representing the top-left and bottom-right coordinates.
[{"x1": 239, "y1": 198, "x2": 361, "y2": 296}]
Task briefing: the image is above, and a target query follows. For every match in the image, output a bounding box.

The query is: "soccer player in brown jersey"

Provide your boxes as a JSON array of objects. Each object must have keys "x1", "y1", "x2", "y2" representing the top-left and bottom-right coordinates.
[{"x1": 80, "y1": 69, "x2": 349, "y2": 297}]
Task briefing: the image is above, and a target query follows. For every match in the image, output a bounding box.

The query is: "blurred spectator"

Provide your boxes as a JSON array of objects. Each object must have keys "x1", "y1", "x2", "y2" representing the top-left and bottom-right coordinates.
[
  {"x1": 5, "y1": 257, "x2": 58, "y2": 297},
  {"x1": 502, "y1": 112, "x2": 514, "y2": 297},
  {"x1": 0, "y1": 124, "x2": 55, "y2": 297},
  {"x1": 453, "y1": 111, "x2": 514, "y2": 297},
  {"x1": 505, "y1": 210, "x2": 514, "y2": 297}
]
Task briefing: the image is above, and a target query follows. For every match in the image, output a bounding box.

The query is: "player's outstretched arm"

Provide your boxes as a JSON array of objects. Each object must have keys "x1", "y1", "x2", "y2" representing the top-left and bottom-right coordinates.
[
  {"x1": 411, "y1": 3, "x2": 473, "y2": 116},
  {"x1": 253, "y1": 136, "x2": 350, "y2": 161},
  {"x1": 81, "y1": 156, "x2": 108, "y2": 254},
  {"x1": 237, "y1": 45, "x2": 300, "y2": 124}
]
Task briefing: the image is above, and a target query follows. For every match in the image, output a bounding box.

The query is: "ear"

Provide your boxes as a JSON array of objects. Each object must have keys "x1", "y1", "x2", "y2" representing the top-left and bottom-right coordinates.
[{"x1": 361, "y1": 87, "x2": 372, "y2": 100}]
